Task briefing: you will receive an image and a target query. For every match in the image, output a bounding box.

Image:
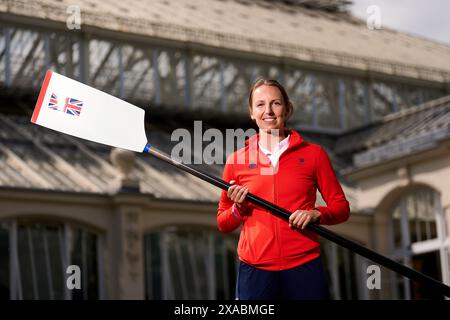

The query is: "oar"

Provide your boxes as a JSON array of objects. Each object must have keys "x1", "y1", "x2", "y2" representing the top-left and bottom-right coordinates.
[{"x1": 31, "y1": 70, "x2": 450, "y2": 298}]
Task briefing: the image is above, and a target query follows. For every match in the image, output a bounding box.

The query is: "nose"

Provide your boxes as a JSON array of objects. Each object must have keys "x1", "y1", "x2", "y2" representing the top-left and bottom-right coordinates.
[{"x1": 264, "y1": 103, "x2": 274, "y2": 115}]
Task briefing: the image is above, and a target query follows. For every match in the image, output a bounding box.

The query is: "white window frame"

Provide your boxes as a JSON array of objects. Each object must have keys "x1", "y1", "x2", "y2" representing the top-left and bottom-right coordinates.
[
  {"x1": 389, "y1": 188, "x2": 449, "y2": 299},
  {"x1": 5, "y1": 220, "x2": 105, "y2": 300}
]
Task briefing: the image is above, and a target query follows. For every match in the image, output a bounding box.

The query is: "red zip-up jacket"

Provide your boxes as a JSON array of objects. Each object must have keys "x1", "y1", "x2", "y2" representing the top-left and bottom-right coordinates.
[{"x1": 217, "y1": 130, "x2": 350, "y2": 271}]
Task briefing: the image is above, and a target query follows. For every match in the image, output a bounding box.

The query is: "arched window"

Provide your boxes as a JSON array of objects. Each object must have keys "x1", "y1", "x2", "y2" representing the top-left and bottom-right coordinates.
[
  {"x1": 144, "y1": 226, "x2": 238, "y2": 300},
  {"x1": 0, "y1": 219, "x2": 104, "y2": 300},
  {"x1": 388, "y1": 187, "x2": 448, "y2": 299}
]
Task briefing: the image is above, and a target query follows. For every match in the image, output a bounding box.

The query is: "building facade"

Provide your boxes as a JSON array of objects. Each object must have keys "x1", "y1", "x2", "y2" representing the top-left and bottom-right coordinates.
[{"x1": 0, "y1": 0, "x2": 449, "y2": 299}]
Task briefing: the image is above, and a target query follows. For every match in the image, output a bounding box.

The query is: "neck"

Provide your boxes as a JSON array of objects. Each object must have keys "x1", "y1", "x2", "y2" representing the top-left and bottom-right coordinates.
[{"x1": 259, "y1": 128, "x2": 287, "y2": 152}]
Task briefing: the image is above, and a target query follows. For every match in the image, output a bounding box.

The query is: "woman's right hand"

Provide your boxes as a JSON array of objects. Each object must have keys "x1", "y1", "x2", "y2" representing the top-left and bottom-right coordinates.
[{"x1": 227, "y1": 180, "x2": 249, "y2": 213}]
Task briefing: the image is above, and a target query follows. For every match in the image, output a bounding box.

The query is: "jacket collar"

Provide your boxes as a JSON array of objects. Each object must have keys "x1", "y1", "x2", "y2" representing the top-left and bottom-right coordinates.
[{"x1": 246, "y1": 130, "x2": 304, "y2": 150}]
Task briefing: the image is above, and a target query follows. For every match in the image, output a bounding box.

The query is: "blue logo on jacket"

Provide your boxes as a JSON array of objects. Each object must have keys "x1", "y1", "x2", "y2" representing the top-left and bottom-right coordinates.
[{"x1": 248, "y1": 163, "x2": 257, "y2": 169}]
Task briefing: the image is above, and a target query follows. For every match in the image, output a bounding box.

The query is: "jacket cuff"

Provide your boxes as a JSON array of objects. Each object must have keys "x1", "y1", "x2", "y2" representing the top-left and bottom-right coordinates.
[
  {"x1": 314, "y1": 207, "x2": 327, "y2": 224},
  {"x1": 231, "y1": 203, "x2": 243, "y2": 221}
]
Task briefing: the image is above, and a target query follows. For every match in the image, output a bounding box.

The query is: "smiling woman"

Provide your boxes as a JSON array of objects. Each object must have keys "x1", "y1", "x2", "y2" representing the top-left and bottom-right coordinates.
[
  {"x1": 217, "y1": 78, "x2": 350, "y2": 300},
  {"x1": 248, "y1": 79, "x2": 293, "y2": 134}
]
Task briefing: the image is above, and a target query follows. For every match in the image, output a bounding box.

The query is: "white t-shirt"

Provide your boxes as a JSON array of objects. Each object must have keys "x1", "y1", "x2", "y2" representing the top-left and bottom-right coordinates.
[{"x1": 258, "y1": 135, "x2": 290, "y2": 167}]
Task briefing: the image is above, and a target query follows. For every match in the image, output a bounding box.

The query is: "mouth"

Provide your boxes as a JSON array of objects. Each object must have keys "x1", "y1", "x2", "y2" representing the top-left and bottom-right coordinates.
[{"x1": 263, "y1": 118, "x2": 277, "y2": 123}]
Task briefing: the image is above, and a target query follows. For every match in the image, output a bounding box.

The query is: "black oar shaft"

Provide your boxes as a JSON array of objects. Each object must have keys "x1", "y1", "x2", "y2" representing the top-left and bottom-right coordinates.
[{"x1": 147, "y1": 147, "x2": 450, "y2": 297}]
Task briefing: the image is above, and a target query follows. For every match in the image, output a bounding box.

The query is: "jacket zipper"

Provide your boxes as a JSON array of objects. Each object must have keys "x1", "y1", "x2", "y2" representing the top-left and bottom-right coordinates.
[
  {"x1": 274, "y1": 144, "x2": 294, "y2": 270},
  {"x1": 273, "y1": 168, "x2": 283, "y2": 270}
]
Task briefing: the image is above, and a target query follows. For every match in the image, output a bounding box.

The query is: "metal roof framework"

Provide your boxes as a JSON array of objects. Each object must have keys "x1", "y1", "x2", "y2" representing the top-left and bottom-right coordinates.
[
  {"x1": 336, "y1": 95, "x2": 450, "y2": 169},
  {"x1": 0, "y1": 111, "x2": 221, "y2": 201},
  {"x1": 0, "y1": 19, "x2": 446, "y2": 136},
  {"x1": 2, "y1": 0, "x2": 450, "y2": 82}
]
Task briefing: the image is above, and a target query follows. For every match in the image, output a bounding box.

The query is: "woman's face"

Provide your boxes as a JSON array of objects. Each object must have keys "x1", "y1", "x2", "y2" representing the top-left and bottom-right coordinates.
[{"x1": 250, "y1": 85, "x2": 287, "y2": 132}]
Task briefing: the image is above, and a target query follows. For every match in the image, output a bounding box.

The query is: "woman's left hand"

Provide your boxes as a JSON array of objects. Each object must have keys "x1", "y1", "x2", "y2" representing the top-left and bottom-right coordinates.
[{"x1": 289, "y1": 210, "x2": 321, "y2": 230}]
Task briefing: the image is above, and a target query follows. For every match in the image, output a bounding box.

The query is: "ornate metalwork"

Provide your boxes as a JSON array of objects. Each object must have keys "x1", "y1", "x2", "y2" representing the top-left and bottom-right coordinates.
[{"x1": 0, "y1": 24, "x2": 446, "y2": 132}]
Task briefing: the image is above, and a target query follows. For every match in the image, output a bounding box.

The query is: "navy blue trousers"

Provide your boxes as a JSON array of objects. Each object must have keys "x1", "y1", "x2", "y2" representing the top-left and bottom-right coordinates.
[{"x1": 235, "y1": 257, "x2": 330, "y2": 300}]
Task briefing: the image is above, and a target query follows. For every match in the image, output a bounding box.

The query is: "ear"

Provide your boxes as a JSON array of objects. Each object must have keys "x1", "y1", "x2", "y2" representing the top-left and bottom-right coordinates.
[{"x1": 285, "y1": 102, "x2": 293, "y2": 119}]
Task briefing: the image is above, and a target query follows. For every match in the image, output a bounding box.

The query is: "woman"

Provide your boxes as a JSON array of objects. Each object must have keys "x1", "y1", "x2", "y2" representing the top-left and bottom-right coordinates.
[{"x1": 217, "y1": 79, "x2": 350, "y2": 300}]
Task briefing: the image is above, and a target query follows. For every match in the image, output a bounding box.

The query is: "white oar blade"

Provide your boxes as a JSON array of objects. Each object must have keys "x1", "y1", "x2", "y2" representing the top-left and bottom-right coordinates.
[{"x1": 31, "y1": 70, "x2": 148, "y2": 152}]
